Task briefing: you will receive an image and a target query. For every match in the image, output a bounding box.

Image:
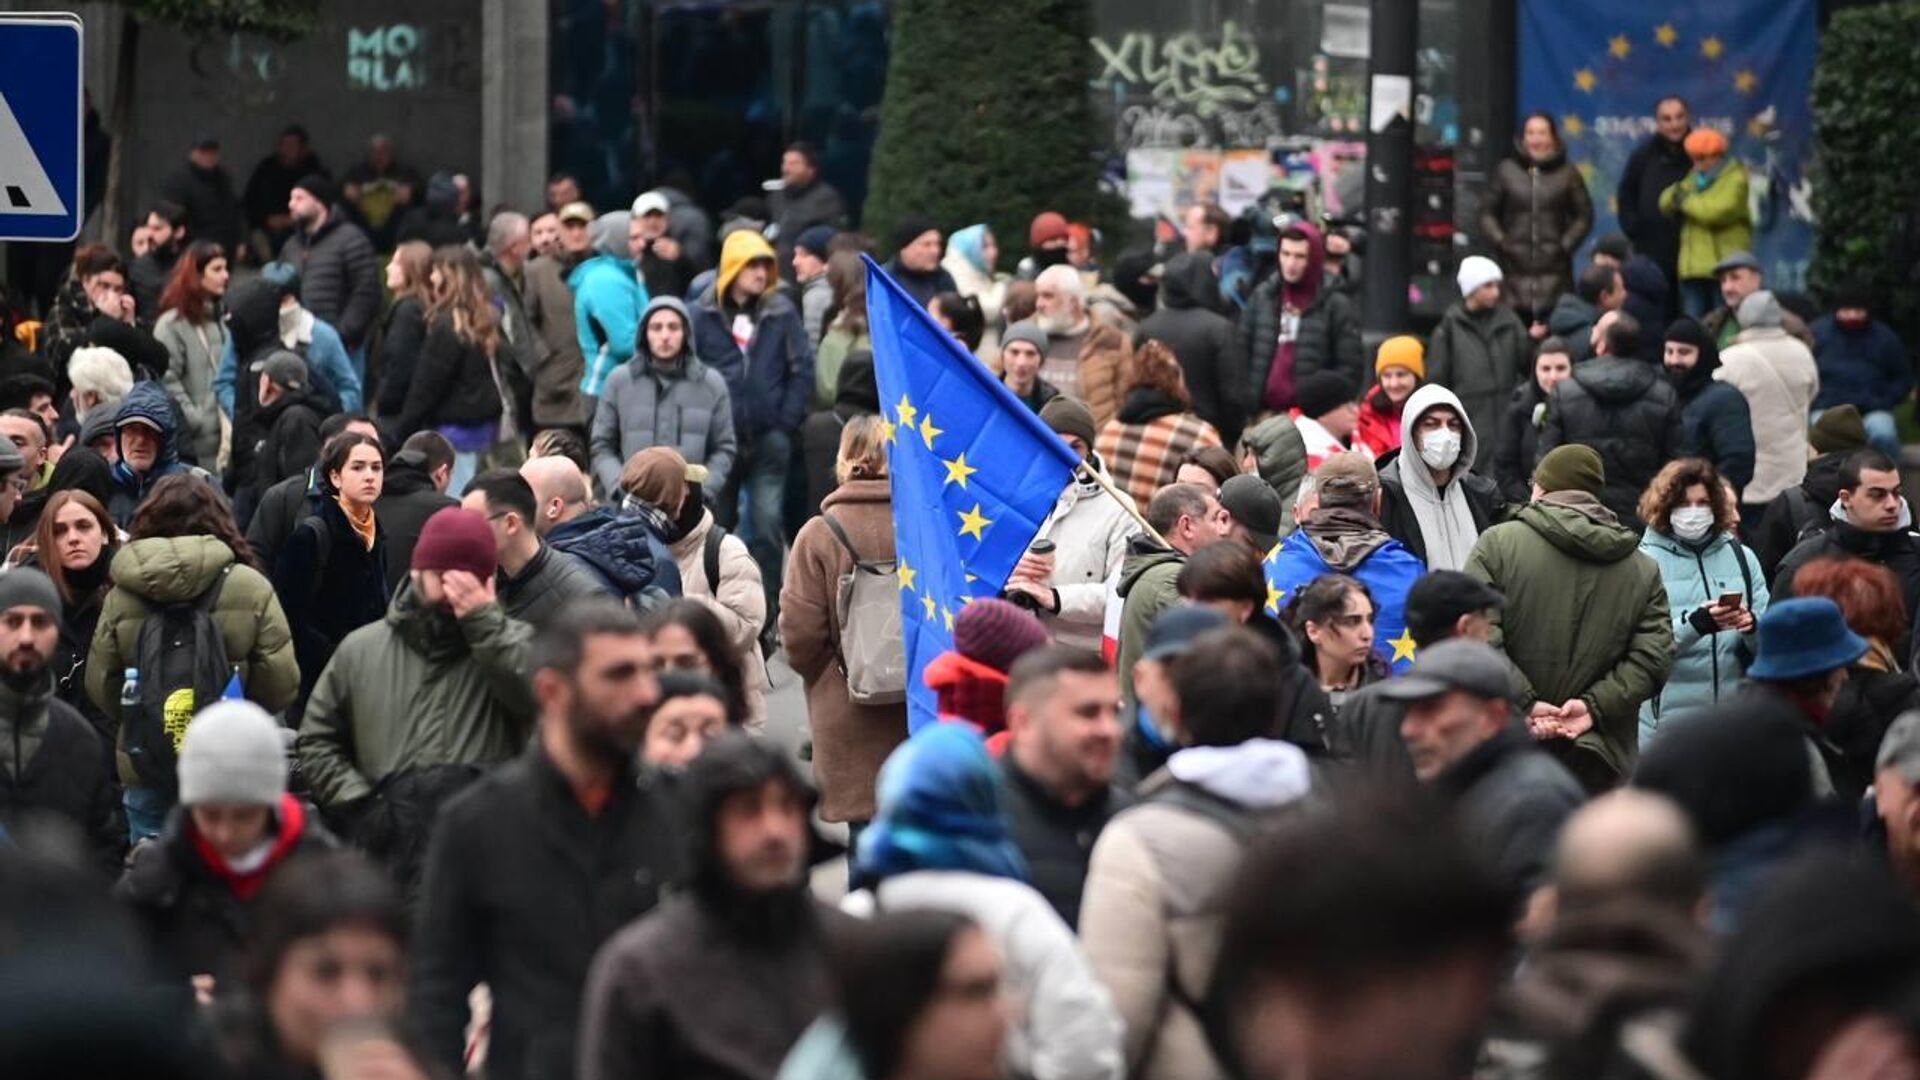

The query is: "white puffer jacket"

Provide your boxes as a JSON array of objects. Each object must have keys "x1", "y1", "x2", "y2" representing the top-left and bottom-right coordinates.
[{"x1": 1033, "y1": 459, "x2": 1140, "y2": 652}]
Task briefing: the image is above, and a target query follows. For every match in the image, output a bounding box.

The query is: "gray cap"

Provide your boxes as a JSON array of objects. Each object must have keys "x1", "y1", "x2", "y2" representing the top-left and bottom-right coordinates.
[
  {"x1": 1711, "y1": 250, "x2": 1761, "y2": 277},
  {"x1": 1001, "y1": 321, "x2": 1049, "y2": 356},
  {"x1": 1877, "y1": 711, "x2": 1920, "y2": 784},
  {"x1": 250, "y1": 350, "x2": 308, "y2": 392},
  {"x1": 1375, "y1": 639, "x2": 1516, "y2": 703},
  {"x1": 0, "y1": 436, "x2": 23, "y2": 475}
]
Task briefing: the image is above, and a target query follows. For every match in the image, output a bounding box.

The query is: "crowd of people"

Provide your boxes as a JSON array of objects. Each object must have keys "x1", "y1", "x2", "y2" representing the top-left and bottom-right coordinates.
[{"x1": 0, "y1": 94, "x2": 1919, "y2": 1080}]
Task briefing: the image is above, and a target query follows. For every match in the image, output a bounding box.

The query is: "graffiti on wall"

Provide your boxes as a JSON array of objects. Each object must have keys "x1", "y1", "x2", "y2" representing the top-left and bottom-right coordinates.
[
  {"x1": 1091, "y1": 22, "x2": 1285, "y2": 150},
  {"x1": 345, "y1": 23, "x2": 479, "y2": 95}
]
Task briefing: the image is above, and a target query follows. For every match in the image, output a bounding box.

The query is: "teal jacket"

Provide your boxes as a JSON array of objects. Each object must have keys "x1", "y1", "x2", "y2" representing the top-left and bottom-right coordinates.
[
  {"x1": 1636, "y1": 528, "x2": 1768, "y2": 745},
  {"x1": 569, "y1": 254, "x2": 649, "y2": 397}
]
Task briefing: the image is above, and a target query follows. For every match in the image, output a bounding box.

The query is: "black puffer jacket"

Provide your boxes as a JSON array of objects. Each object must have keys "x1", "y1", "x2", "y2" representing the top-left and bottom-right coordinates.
[
  {"x1": 1617, "y1": 132, "x2": 1693, "y2": 285},
  {"x1": 1538, "y1": 356, "x2": 1684, "y2": 526},
  {"x1": 393, "y1": 317, "x2": 504, "y2": 440},
  {"x1": 1239, "y1": 274, "x2": 1364, "y2": 409},
  {"x1": 278, "y1": 210, "x2": 382, "y2": 349},
  {"x1": 1753, "y1": 453, "x2": 1850, "y2": 578},
  {"x1": 1495, "y1": 378, "x2": 1549, "y2": 504},
  {"x1": 1663, "y1": 327, "x2": 1756, "y2": 492},
  {"x1": 1137, "y1": 252, "x2": 1246, "y2": 446},
  {"x1": 1479, "y1": 147, "x2": 1594, "y2": 321}
]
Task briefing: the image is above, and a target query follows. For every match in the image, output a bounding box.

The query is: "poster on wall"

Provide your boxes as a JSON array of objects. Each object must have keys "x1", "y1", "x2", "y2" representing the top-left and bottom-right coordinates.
[{"x1": 1517, "y1": 0, "x2": 1817, "y2": 290}]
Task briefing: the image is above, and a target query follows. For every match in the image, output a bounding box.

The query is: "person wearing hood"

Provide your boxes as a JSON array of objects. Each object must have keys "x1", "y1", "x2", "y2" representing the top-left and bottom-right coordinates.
[
  {"x1": 1537, "y1": 311, "x2": 1685, "y2": 527},
  {"x1": 271, "y1": 432, "x2": 391, "y2": 709},
  {"x1": 1812, "y1": 288, "x2": 1912, "y2": 462},
  {"x1": 242, "y1": 351, "x2": 325, "y2": 513},
  {"x1": 1096, "y1": 341, "x2": 1224, "y2": 514},
  {"x1": 1635, "y1": 458, "x2": 1768, "y2": 747},
  {"x1": 0, "y1": 567, "x2": 122, "y2": 877},
  {"x1": 693, "y1": 228, "x2": 815, "y2": 616},
  {"x1": 1494, "y1": 338, "x2": 1573, "y2": 504},
  {"x1": 116, "y1": 700, "x2": 336, "y2": 987},
  {"x1": 1112, "y1": 483, "x2": 1234, "y2": 705},
  {"x1": 1716, "y1": 289, "x2": 1820, "y2": 523},
  {"x1": 375, "y1": 430, "x2": 458, "y2": 593},
  {"x1": 1137, "y1": 251, "x2": 1246, "y2": 446},
  {"x1": 1237, "y1": 409, "x2": 1311, "y2": 535},
  {"x1": 295, "y1": 506, "x2": 537, "y2": 892},
  {"x1": 1754, "y1": 405, "x2": 1871, "y2": 577},
  {"x1": 847, "y1": 722, "x2": 1127, "y2": 1080},
  {"x1": 1239, "y1": 220, "x2": 1364, "y2": 416},
  {"x1": 394, "y1": 170, "x2": 478, "y2": 249},
  {"x1": 1618, "y1": 254, "x2": 1676, "y2": 356},
  {"x1": 1385, "y1": 639, "x2": 1585, "y2": 897},
  {"x1": 570, "y1": 210, "x2": 650, "y2": 400},
  {"x1": 1772, "y1": 450, "x2": 1920, "y2": 627},
  {"x1": 882, "y1": 215, "x2": 959, "y2": 309},
  {"x1": 1479, "y1": 113, "x2": 1594, "y2": 326},
  {"x1": 1662, "y1": 317, "x2": 1756, "y2": 493},
  {"x1": 278, "y1": 174, "x2": 382, "y2": 356},
  {"x1": 578, "y1": 732, "x2": 843, "y2": 1080},
  {"x1": 1617, "y1": 97, "x2": 1694, "y2": 306},
  {"x1": 1082, "y1": 624, "x2": 1315, "y2": 1080},
  {"x1": 106, "y1": 382, "x2": 208, "y2": 527},
  {"x1": 411, "y1": 601, "x2": 681, "y2": 1080},
  {"x1": 942, "y1": 224, "x2": 1008, "y2": 358},
  {"x1": 1545, "y1": 263, "x2": 1624, "y2": 364},
  {"x1": 1007, "y1": 397, "x2": 1139, "y2": 653},
  {"x1": 521, "y1": 454, "x2": 681, "y2": 609},
  {"x1": 1464, "y1": 445, "x2": 1673, "y2": 790},
  {"x1": 1430, "y1": 256, "x2": 1531, "y2": 475},
  {"x1": 1354, "y1": 335, "x2": 1424, "y2": 455},
  {"x1": 590, "y1": 294, "x2": 738, "y2": 500},
  {"x1": 1659, "y1": 128, "x2": 1753, "y2": 320},
  {"x1": 1379, "y1": 383, "x2": 1507, "y2": 570}
]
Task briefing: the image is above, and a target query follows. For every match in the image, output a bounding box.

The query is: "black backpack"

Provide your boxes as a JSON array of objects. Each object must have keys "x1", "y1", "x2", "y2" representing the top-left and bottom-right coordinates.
[
  {"x1": 123, "y1": 566, "x2": 235, "y2": 795},
  {"x1": 703, "y1": 523, "x2": 776, "y2": 659}
]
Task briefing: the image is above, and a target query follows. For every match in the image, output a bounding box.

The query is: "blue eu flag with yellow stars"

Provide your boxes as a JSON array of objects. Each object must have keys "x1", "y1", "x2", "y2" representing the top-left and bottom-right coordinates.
[
  {"x1": 864, "y1": 256, "x2": 1080, "y2": 731},
  {"x1": 1262, "y1": 532, "x2": 1426, "y2": 673}
]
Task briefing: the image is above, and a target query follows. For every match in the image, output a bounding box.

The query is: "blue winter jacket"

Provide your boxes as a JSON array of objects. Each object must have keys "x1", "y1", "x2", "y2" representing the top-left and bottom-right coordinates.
[
  {"x1": 1811, "y1": 315, "x2": 1912, "y2": 413},
  {"x1": 569, "y1": 253, "x2": 648, "y2": 398},
  {"x1": 1636, "y1": 528, "x2": 1769, "y2": 745},
  {"x1": 690, "y1": 281, "x2": 814, "y2": 441},
  {"x1": 546, "y1": 507, "x2": 680, "y2": 610}
]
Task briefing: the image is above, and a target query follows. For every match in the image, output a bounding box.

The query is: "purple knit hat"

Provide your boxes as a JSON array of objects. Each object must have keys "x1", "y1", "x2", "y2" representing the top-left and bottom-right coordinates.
[{"x1": 953, "y1": 598, "x2": 1050, "y2": 674}]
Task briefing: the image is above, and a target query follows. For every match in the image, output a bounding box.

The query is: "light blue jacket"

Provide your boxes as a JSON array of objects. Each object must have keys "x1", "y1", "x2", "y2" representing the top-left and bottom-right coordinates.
[
  {"x1": 1637, "y1": 528, "x2": 1769, "y2": 745},
  {"x1": 569, "y1": 253, "x2": 648, "y2": 398}
]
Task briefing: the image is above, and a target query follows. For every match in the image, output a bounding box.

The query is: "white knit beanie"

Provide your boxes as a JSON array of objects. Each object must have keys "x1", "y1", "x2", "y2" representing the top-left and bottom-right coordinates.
[
  {"x1": 177, "y1": 700, "x2": 288, "y2": 807},
  {"x1": 1456, "y1": 255, "x2": 1504, "y2": 298}
]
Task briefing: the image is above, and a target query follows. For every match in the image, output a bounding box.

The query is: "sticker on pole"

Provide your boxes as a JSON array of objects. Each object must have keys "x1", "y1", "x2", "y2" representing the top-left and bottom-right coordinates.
[{"x1": 0, "y1": 13, "x2": 84, "y2": 242}]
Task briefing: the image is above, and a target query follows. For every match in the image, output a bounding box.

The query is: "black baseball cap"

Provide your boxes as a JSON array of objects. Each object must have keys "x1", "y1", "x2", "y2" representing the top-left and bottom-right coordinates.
[
  {"x1": 1376, "y1": 639, "x2": 1516, "y2": 703},
  {"x1": 1218, "y1": 474, "x2": 1284, "y2": 554},
  {"x1": 1403, "y1": 571, "x2": 1505, "y2": 645}
]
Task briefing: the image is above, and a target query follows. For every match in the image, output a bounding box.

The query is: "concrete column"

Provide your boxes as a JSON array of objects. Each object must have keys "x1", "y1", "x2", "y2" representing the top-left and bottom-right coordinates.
[{"x1": 482, "y1": 0, "x2": 548, "y2": 214}]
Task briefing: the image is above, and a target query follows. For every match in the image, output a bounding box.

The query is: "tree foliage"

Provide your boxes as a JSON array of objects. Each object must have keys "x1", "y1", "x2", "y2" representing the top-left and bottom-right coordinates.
[
  {"x1": 113, "y1": 0, "x2": 321, "y2": 40},
  {"x1": 864, "y1": 0, "x2": 1111, "y2": 259},
  {"x1": 1810, "y1": 1, "x2": 1920, "y2": 337}
]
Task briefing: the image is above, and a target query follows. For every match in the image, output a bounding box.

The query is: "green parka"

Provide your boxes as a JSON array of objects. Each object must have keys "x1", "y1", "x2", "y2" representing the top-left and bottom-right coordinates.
[
  {"x1": 295, "y1": 585, "x2": 536, "y2": 812},
  {"x1": 1463, "y1": 497, "x2": 1673, "y2": 785}
]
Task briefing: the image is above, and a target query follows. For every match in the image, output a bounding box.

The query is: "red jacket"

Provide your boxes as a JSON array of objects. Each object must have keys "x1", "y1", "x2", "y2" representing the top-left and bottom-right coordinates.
[
  {"x1": 925, "y1": 651, "x2": 1010, "y2": 749},
  {"x1": 1355, "y1": 387, "x2": 1406, "y2": 457}
]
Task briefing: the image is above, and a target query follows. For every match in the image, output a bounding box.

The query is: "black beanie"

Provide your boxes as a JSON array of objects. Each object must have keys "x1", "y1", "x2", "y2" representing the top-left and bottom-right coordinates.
[
  {"x1": 1294, "y1": 370, "x2": 1357, "y2": 419},
  {"x1": 1633, "y1": 705, "x2": 1814, "y2": 847},
  {"x1": 293, "y1": 173, "x2": 337, "y2": 208},
  {"x1": 891, "y1": 213, "x2": 940, "y2": 257}
]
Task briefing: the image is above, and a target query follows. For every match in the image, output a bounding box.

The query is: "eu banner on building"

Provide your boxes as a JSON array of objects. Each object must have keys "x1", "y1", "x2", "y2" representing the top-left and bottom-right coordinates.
[
  {"x1": 1517, "y1": 1, "x2": 1817, "y2": 290},
  {"x1": 864, "y1": 257, "x2": 1080, "y2": 731}
]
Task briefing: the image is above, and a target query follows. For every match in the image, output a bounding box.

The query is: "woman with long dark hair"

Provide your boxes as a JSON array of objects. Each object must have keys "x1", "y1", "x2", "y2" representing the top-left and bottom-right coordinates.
[
  {"x1": 154, "y1": 240, "x2": 231, "y2": 466},
  {"x1": 1285, "y1": 573, "x2": 1386, "y2": 705},
  {"x1": 25, "y1": 490, "x2": 120, "y2": 734},
  {"x1": 638, "y1": 598, "x2": 753, "y2": 724},
  {"x1": 272, "y1": 432, "x2": 389, "y2": 705},
  {"x1": 87, "y1": 474, "x2": 300, "y2": 841},
  {"x1": 392, "y1": 246, "x2": 505, "y2": 493}
]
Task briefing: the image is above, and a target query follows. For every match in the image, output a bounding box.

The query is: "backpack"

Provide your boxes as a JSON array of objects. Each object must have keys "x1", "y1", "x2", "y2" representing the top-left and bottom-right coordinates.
[
  {"x1": 123, "y1": 566, "x2": 235, "y2": 795},
  {"x1": 820, "y1": 512, "x2": 906, "y2": 705}
]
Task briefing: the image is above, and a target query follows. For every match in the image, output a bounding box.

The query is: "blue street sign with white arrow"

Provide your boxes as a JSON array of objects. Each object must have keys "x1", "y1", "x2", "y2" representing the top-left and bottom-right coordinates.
[{"x1": 0, "y1": 13, "x2": 84, "y2": 242}]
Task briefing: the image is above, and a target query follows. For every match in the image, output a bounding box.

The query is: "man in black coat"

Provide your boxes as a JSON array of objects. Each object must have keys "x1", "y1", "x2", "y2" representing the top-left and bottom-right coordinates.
[
  {"x1": 1615, "y1": 97, "x2": 1693, "y2": 309},
  {"x1": 158, "y1": 135, "x2": 244, "y2": 258},
  {"x1": 1138, "y1": 251, "x2": 1246, "y2": 446},
  {"x1": 246, "y1": 352, "x2": 326, "y2": 512},
  {"x1": 1537, "y1": 312, "x2": 1684, "y2": 527},
  {"x1": 0, "y1": 569, "x2": 121, "y2": 877},
  {"x1": 376, "y1": 432, "x2": 459, "y2": 594},
  {"x1": 279, "y1": 174, "x2": 382, "y2": 355},
  {"x1": 998, "y1": 646, "x2": 1133, "y2": 929},
  {"x1": 411, "y1": 602, "x2": 683, "y2": 1080},
  {"x1": 1772, "y1": 450, "x2": 1920, "y2": 634},
  {"x1": 462, "y1": 469, "x2": 609, "y2": 630},
  {"x1": 1754, "y1": 406, "x2": 1871, "y2": 576}
]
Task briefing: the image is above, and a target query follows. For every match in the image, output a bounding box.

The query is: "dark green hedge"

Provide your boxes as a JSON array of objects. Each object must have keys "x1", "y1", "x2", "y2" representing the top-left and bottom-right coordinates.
[
  {"x1": 1810, "y1": 1, "x2": 1920, "y2": 336},
  {"x1": 864, "y1": 0, "x2": 1108, "y2": 260}
]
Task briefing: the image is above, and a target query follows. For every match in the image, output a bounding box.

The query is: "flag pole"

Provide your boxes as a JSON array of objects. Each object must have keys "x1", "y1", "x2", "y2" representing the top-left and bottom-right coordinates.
[{"x1": 1077, "y1": 464, "x2": 1170, "y2": 548}]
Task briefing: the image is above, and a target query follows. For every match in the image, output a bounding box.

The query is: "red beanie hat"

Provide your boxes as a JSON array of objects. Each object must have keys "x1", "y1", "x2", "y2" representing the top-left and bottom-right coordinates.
[
  {"x1": 953, "y1": 598, "x2": 1050, "y2": 674},
  {"x1": 412, "y1": 507, "x2": 499, "y2": 579},
  {"x1": 1029, "y1": 211, "x2": 1070, "y2": 248}
]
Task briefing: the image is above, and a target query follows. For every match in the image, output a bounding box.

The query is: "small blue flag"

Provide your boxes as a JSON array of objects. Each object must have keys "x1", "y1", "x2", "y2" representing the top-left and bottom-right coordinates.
[
  {"x1": 222, "y1": 669, "x2": 244, "y2": 700},
  {"x1": 1263, "y1": 533, "x2": 1427, "y2": 673},
  {"x1": 864, "y1": 256, "x2": 1080, "y2": 731}
]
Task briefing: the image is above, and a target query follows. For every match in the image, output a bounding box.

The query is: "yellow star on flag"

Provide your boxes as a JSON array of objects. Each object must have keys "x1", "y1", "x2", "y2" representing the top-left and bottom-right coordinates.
[
  {"x1": 895, "y1": 394, "x2": 918, "y2": 430},
  {"x1": 1562, "y1": 114, "x2": 1586, "y2": 137},
  {"x1": 1608, "y1": 34, "x2": 1631, "y2": 59},
  {"x1": 1747, "y1": 114, "x2": 1770, "y2": 138},
  {"x1": 957, "y1": 503, "x2": 994, "y2": 541},
  {"x1": 923, "y1": 593, "x2": 938, "y2": 621},
  {"x1": 918, "y1": 413, "x2": 944, "y2": 450},
  {"x1": 942, "y1": 452, "x2": 978, "y2": 489},
  {"x1": 896, "y1": 558, "x2": 917, "y2": 592},
  {"x1": 942, "y1": 607, "x2": 955, "y2": 632},
  {"x1": 964, "y1": 572, "x2": 978, "y2": 585},
  {"x1": 879, "y1": 415, "x2": 897, "y2": 444},
  {"x1": 1734, "y1": 69, "x2": 1758, "y2": 95},
  {"x1": 1390, "y1": 628, "x2": 1419, "y2": 664},
  {"x1": 1265, "y1": 581, "x2": 1285, "y2": 614},
  {"x1": 1655, "y1": 23, "x2": 1678, "y2": 47},
  {"x1": 1701, "y1": 35, "x2": 1724, "y2": 60},
  {"x1": 1574, "y1": 69, "x2": 1597, "y2": 93}
]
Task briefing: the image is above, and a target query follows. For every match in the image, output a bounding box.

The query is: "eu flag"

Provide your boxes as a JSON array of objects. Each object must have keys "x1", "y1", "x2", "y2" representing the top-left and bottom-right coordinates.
[
  {"x1": 1263, "y1": 532, "x2": 1427, "y2": 673},
  {"x1": 864, "y1": 256, "x2": 1080, "y2": 731}
]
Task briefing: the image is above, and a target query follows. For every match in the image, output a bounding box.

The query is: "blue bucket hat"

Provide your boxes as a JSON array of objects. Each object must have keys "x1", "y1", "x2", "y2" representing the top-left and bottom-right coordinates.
[
  {"x1": 853, "y1": 723, "x2": 1029, "y2": 890},
  {"x1": 1745, "y1": 597, "x2": 1869, "y2": 681}
]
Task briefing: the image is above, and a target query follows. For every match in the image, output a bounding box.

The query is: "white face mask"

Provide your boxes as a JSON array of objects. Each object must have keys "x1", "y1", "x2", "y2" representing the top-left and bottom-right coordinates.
[
  {"x1": 1670, "y1": 505, "x2": 1715, "y2": 542},
  {"x1": 1418, "y1": 428, "x2": 1462, "y2": 471}
]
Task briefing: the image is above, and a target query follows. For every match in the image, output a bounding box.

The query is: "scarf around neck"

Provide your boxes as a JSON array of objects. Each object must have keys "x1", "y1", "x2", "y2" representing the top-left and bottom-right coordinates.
[{"x1": 337, "y1": 495, "x2": 377, "y2": 551}]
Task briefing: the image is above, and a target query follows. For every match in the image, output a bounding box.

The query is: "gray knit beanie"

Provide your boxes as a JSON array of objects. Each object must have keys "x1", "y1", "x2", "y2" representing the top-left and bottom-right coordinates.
[
  {"x1": 177, "y1": 700, "x2": 288, "y2": 807},
  {"x1": 0, "y1": 567, "x2": 61, "y2": 621}
]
